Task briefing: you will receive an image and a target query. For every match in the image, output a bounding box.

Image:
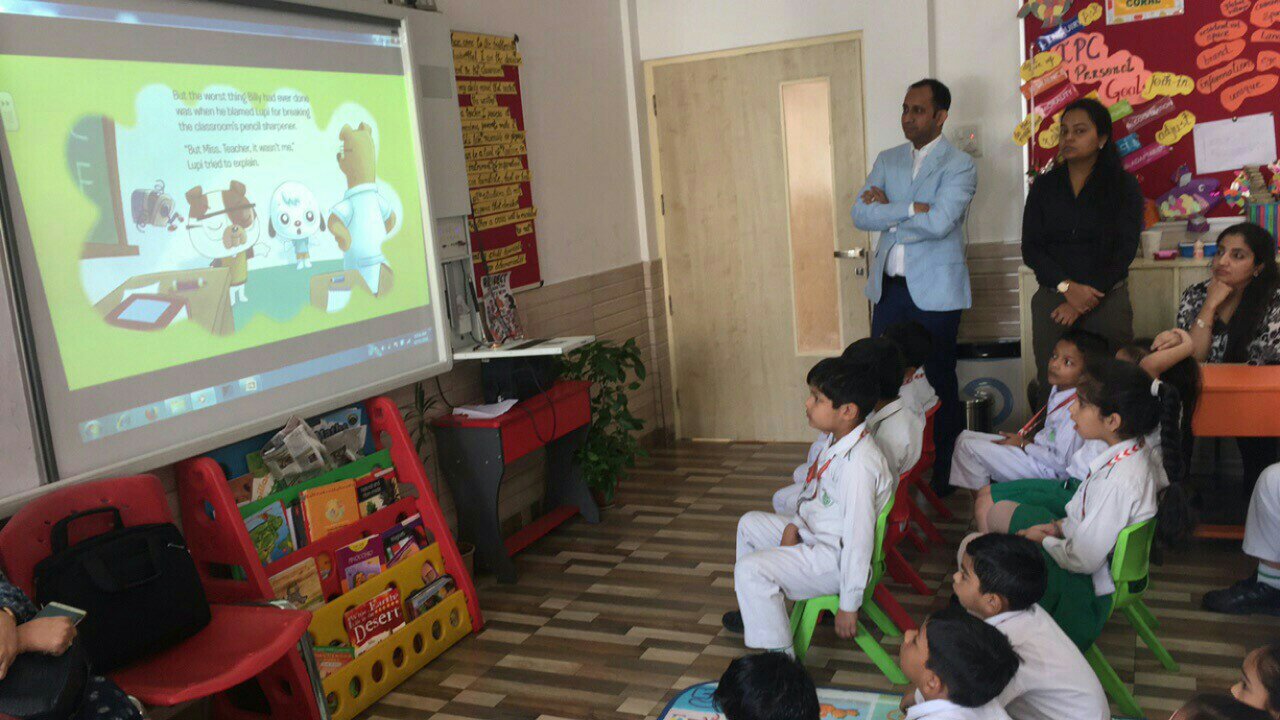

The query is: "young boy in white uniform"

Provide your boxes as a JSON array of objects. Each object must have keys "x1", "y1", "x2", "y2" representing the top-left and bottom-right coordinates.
[
  {"x1": 855, "y1": 338, "x2": 926, "y2": 480},
  {"x1": 725, "y1": 357, "x2": 894, "y2": 654},
  {"x1": 897, "y1": 609, "x2": 1020, "y2": 720},
  {"x1": 884, "y1": 321, "x2": 939, "y2": 414},
  {"x1": 949, "y1": 329, "x2": 1107, "y2": 495},
  {"x1": 1203, "y1": 462, "x2": 1280, "y2": 615},
  {"x1": 951, "y1": 534, "x2": 1109, "y2": 720}
]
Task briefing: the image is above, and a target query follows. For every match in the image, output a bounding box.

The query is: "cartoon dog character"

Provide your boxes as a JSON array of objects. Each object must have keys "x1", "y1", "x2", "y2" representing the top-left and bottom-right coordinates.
[
  {"x1": 186, "y1": 181, "x2": 264, "y2": 305},
  {"x1": 328, "y1": 123, "x2": 396, "y2": 295},
  {"x1": 268, "y1": 181, "x2": 325, "y2": 269}
]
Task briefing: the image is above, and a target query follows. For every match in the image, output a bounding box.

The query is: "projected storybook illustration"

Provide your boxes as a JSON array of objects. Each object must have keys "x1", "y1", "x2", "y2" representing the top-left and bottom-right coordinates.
[{"x1": 0, "y1": 55, "x2": 432, "y2": 391}]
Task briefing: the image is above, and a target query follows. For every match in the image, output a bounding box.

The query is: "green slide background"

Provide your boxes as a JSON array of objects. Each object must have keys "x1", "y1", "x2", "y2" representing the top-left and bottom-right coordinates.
[{"x1": 0, "y1": 55, "x2": 432, "y2": 390}]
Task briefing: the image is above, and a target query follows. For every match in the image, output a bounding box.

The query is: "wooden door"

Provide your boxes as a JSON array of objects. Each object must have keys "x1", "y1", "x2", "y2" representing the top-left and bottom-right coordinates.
[{"x1": 650, "y1": 36, "x2": 869, "y2": 441}]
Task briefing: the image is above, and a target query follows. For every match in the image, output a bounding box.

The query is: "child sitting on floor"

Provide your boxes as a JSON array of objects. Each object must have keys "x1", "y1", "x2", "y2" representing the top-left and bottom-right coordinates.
[
  {"x1": 949, "y1": 329, "x2": 1108, "y2": 499},
  {"x1": 713, "y1": 652, "x2": 820, "y2": 720},
  {"x1": 883, "y1": 321, "x2": 938, "y2": 414},
  {"x1": 1172, "y1": 694, "x2": 1272, "y2": 720},
  {"x1": 1233, "y1": 644, "x2": 1280, "y2": 719},
  {"x1": 977, "y1": 359, "x2": 1194, "y2": 651},
  {"x1": 952, "y1": 533, "x2": 1108, "y2": 720},
  {"x1": 897, "y1": 608, "x2": 1021, "y2": 720},
  {"x1": 726, "y1": 358, "x2": 894, "y2": 655}
]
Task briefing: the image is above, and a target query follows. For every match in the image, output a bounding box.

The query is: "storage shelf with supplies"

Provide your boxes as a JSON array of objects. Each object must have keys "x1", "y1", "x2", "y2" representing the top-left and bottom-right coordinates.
[{"x1": 175, "y1": 396, "x2": 482, "y2": 720}]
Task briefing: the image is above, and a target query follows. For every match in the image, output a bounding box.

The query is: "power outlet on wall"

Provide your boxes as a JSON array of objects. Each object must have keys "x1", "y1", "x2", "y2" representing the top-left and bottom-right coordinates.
[{"x1": 952, "y1": 125, "x2": 982, "y2": 158}]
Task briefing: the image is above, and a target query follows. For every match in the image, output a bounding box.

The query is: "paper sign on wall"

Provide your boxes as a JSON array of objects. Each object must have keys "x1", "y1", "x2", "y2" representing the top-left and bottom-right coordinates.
[
  {"x1": 1115, "y1": 133, "x2": 1142, "y2": 156},
  {"x1": 1156, "y1": 110, "x2": 1197, "y2": 146},
  {"x1": 1143, "y1": 72, "x2": 1194, "y2": 99},
  {"x1": 1079, "y1": 3, "x2": 1104, "y2": 25},
  {"x1": 1123, "y1": 143, "x2": 1173, "y2": 172},
  {"x1": 1107, "y1": 0, "x2": 1184, "y2": 25},
  {"x1": 1193, "y1": 113, "x2": 1278, "y2": 174}
]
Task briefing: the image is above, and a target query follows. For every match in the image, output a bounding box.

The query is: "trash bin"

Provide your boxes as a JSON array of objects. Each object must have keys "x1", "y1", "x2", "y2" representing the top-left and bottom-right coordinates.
[
  {"x1": 957, "y1": 340, "x2": 1028, "y2": 433},
  {"x1": 963, "y1": 392, "x2": 992, "y2": 433}
]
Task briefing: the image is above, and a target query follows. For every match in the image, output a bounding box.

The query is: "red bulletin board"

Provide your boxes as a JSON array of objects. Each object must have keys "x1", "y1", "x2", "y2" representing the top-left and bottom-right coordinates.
[
  {"x1": 1019, "y1": 0, "x2": 1280, "y2": 216},
  {"x1": 452, "y1": 31, "x2": 542, "y2": 292}
]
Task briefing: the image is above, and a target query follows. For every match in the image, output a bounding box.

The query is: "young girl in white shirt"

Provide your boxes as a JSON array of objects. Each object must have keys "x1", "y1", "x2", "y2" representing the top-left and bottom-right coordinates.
[{"x1": 981, "y1": 358, "x2": 1194, "y2": 650}]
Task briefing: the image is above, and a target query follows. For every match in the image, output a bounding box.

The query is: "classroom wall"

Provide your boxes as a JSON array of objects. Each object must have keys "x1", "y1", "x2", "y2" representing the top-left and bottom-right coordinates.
[{"x1": 628, "y1": 0, "x2": 1024, "y2": 247}]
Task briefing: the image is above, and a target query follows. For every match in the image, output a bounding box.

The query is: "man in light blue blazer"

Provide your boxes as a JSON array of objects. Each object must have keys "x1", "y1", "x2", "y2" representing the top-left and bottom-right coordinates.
[{"x1": 852, "y1": 79, "x2": 977, "y2": 494}]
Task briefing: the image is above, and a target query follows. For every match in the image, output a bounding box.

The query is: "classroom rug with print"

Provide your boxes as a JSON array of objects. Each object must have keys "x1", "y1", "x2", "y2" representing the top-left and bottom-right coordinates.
[{"x1": 658, "y1": 682, "x2": 1135, "y2": 720}]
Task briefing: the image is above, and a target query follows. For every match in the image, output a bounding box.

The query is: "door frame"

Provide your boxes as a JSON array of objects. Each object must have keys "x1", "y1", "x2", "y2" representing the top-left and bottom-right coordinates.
[{"x1": 642, "y1": 31, "x2": 868, "y2": 440}]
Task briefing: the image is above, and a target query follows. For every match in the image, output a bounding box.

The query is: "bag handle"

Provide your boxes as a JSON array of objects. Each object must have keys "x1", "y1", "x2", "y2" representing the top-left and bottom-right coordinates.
[
  {"x1": 82, "y1": 536, "x2": 166, "y2": 593},
  {"x1": 50, "y1": 507, "x2": 124, "y2": 554}
]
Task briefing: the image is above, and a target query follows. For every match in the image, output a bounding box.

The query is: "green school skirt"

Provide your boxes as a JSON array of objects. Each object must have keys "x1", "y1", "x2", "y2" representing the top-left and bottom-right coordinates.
[{"x1": 995, "y1": 478, "x2": 1114, "y2": 651}]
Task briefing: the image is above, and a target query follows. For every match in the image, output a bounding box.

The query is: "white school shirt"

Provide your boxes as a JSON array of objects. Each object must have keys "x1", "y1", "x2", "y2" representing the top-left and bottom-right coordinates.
[
  {"x1": 1022, "y1": 386, "x2": 1087, "y2": 479},
  {"x1": 792, "y1": 432, "x2": 832, "y2": 486},
  {"x1": 886, "y1": 134, "x2": 943, "y2": 277},
  {"x1": 1069, "y1": 431, "x2": 1165, "y2": 486},
  {"x1": 868, "y1": 398, "x2": 925, "y2": 478},
  {"x1": 793, "y1": 423, "x2": 896, "y2": 612},
  {"x1": 1043, "y1": 437, "x2": 1163, "y2": 595},
  {"x1": 987, "y1": 607, "x2": 1110, "y2": 720},
  {"x1": 900, "y1": 370, "x2": 939, "y2": 413},
  {"x1": 906, "y1": 698, "x2": 1012, "y2": 720}
]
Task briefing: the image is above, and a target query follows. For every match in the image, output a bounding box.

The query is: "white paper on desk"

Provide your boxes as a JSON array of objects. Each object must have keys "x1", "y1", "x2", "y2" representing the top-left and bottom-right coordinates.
[
  {"x1": 453, "y1": 399, "x2": 518, "y2": 420},
  {"x1": 121, "y1": 282, "x2": 161, "y2": 301},
  {"x1": 1194, "y1": 113, "x2": 1277, "y2": 175}
]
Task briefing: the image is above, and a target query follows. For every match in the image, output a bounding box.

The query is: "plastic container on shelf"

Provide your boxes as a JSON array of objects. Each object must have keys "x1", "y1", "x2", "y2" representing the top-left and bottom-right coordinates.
[{"x1": 309, "y1": 544, "x2": 471, "y2": 720}]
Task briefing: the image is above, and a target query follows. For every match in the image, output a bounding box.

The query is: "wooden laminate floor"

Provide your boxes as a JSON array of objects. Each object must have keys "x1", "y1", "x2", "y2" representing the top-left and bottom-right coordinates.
[{"x1": 358, "y1": 441, "x2": 1280, "y2": 720}]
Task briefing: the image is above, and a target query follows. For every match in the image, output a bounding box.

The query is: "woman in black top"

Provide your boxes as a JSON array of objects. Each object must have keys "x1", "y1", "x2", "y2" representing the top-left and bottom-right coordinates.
[{"x1": 1022, "y1": 98, "x2": 1144, "y2": 391}]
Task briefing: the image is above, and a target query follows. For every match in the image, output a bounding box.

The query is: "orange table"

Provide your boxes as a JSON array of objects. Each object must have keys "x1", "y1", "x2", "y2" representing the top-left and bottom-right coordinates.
[{"x1": 1191, "y1": 365, "x2": 1280, "y2": 539}]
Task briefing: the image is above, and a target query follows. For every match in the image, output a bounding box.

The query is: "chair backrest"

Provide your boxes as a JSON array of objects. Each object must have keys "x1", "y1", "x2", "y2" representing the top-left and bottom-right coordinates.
[
  {"x1": 0, "y1": 475, "x2": 172, "y2": 596},
  {"x1": 1110, "y1": 518, "x2": 1156, "y2": 609},
  {"x1": 864, "y1": 492, "x2": 895, "y2": 604}
]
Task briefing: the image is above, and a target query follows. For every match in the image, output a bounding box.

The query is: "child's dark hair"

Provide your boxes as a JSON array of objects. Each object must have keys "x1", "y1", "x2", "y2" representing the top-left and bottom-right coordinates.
[
  {"x1": 964, "y1": 534, "x2": 1047, "y2": 611},
  {"x1": 842, "y1": 338, "x2": 903, "y2": 402},
  {"x1": 808, "y1": 358, "x2": 878, "y2": 419},
  {"x1": 714, "y1": 653, "x2": 820, "y2": 720},
  {"x1": 882, "y1": 321, "x2": 933, "y2": 370},
  {"x1": 1121, "y1": 340, "x2": 1202, "y2": 475},
  {"x1": 1058, "y1": 328, "x2": 1110, "y2": 365},
  {"x1": 1252, "y1": 643, "x2": 1280, "y2": 716},
  {"x1": 1077, "y1": 358, "x2": 1196, "y2": 547},
  {"x1": 1176, "y1": 694, "x2": 1272, "y2": 720},
  {"x1": 923, "y1": 608, "x2": 1020, "y2": 708}
]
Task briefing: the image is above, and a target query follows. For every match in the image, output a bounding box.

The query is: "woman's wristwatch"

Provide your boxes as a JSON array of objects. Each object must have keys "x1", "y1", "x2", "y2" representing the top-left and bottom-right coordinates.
[
  {"x1": 1194, "y1": 315, "x2": 1210, "y2": 330},
  {"x1": 1057, "y1": 280, "x2": 1070, "y2": 294}
]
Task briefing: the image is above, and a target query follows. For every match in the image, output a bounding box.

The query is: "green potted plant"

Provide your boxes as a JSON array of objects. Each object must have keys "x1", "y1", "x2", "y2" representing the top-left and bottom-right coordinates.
[
  {"x1": 399, "y1": 380, "x2": 439, "y2": 459},
  {"x1": 559, "y1": 338, "x2": 647, "y2": 506}
]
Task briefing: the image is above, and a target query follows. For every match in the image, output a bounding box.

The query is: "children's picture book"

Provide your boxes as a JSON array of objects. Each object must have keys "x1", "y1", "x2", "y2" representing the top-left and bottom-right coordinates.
[
  {"x1": 335, "y1": 536, "x2": 385, "y2": 593},
  {"x1": 343, "y1": 587, "x2": 405, "y2": 655},
  {"x1": 405, "y1": 575, "x2": 456, "y2": 620},
  {"x1": 289, "y1": 502, "x2": 309, "y2": 548},
  {"x1": 313, "y1": 645, "x2": 356, "y2": 678},
  {"x1": 380, "y1": 513, "x2": 434, "y2": 567},
  {"x1": 300, "y1": 479, "x2": 360, "y2": 541},
  {"x1": 268, "y1": 558, "x2": 325, "y2": 611},
  {"x1": 481, "y1": 271, "x2": 523, "y2": 344},
  {"x1": 354, "y1": 471, "x2": 397, "y2": 517},
  {"x1": 244, "y1": 500, "x2": 296, "y2": 565}
]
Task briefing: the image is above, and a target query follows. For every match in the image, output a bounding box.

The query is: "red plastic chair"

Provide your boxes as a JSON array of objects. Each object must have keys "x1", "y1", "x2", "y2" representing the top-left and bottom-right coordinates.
[
  {"x1": 883, "y1": 474, "x2": 934, "y2": 598},
  {"x1": 913, "y1": 404, "x2": 953, "y2": 521},
  {"x1": 0, "y1": 475, "x2": 323, "y2": 720}
]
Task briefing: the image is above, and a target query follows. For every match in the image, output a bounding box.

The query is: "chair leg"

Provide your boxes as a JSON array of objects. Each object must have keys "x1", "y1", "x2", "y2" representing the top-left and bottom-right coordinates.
[
  {"x1": 1085, "y1": 644, "x2": 1143, "y2": 718},
  {"x1": 853, "y1": 625, "x2": 909, "y2": 685},
  {"x1": 909, "y1": 502, "x2": 946, "y2": 545},
  {"x1": 906, "y1": 526, "x2": 931, "y2": 553},
  {"x1": 916, "y1": 479, "x2": 954, "y2": 520},
  {"x1": 872, "y1": 584, "x2": 917, "y2": 633},
  {"x1": 1123, "y1": 604, "x2": 1179, "y2": 672},
  {"x1": 1132, "y1": 599, "x2": 1161, "y2": 631},
  {"x1": 793, "y1": 601, "x2": 824, "y2": 663},
  {"x1": 862, "y1": 596, "x2": 901, "y2": 638},
  {"x1": 886, "y1": 547, "x2": 933, "y2": 596}
]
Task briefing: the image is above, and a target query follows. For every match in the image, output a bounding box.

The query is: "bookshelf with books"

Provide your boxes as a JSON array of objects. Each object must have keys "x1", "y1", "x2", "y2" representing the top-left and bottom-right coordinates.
[{"x1": 176, "y1": 396, "x2": 481, "y2": 720}]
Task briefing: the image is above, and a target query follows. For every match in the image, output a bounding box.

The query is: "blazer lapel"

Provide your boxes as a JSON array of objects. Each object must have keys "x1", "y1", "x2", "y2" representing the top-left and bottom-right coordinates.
[{"x1": 909, "y1": 136, "x2": 953, "y2": 194}]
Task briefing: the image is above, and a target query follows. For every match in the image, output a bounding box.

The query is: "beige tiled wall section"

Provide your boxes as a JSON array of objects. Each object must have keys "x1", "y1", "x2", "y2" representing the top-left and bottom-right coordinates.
[{"x1": 960, "y1": 241, "x2": 1021, "y2": 343}]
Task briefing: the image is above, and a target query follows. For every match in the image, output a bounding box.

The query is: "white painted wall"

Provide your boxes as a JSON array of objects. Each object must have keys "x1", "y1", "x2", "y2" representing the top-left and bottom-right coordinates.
[
  {"x1": 629, "y1": 0, "x2": 1024, "y2": 247},
  {"x1": 439, "y1": 0, "x2": 645, "y2": 284}
]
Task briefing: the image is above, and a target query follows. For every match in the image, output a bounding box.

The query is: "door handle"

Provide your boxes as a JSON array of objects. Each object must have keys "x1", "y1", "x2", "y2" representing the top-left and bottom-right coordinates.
[{"x1": 833, "y1": 248, "x2": 866, "y2": 259}]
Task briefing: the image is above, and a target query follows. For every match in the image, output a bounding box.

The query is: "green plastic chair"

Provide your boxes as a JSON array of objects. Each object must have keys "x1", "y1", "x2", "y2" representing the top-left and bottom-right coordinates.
[
  {"x1": 788, "y1": 495, "x2": 908, "y2": 685},
  {"x1": 1083, "y1": 518, "x2": 1179, "y2": 718}
]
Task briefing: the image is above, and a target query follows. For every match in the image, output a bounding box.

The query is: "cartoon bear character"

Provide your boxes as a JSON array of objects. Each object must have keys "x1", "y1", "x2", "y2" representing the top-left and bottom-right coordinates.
[
  {"x1": 186, "y1": 181, "x2": 264, "y2": 305},
  {"x1": 328, "y1": 123, "x2": 396, "y2": 295},
  {"x1": 268, "y1": 181, "x2": 325, "y2": 269}
]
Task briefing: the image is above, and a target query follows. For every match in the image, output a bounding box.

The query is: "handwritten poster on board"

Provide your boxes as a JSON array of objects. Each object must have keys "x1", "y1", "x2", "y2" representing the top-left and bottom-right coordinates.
[
  {"x1": 451, "y1": 31, "x2": 542, "y2": 292},
  {"x1": 1107, "y1": 0, "x2": 1184, "y2": 26}
]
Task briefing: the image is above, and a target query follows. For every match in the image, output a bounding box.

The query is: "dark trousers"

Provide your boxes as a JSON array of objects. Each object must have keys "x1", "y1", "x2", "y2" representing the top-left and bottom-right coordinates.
[
  {"x1": 1030, "y1": 284, "x2": 1134, "y2": 390},
  {"x1": 872, "y1": 276, "x2": 962, "y2": 492},
  {"x1": 1238, "y1": 436, "x2": 1278, "y2": 503}
]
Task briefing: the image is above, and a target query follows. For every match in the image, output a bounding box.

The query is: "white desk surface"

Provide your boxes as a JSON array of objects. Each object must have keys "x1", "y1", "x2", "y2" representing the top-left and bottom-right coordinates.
[{"x1": 453, "y1": 335, "x2": 595, "y2": 361}]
